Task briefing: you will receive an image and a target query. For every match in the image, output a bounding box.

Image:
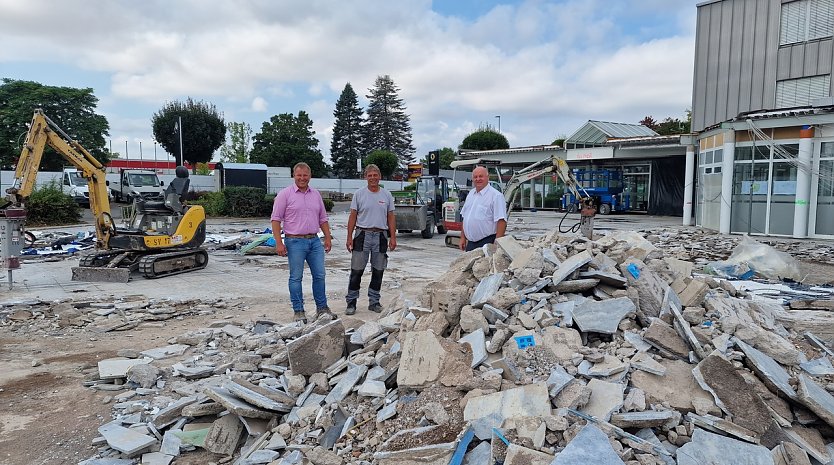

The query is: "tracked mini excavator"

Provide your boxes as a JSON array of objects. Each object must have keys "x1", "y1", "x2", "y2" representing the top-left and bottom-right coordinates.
[{"x1": 2, "y1": 109, "x2": 208, "y2": 283}]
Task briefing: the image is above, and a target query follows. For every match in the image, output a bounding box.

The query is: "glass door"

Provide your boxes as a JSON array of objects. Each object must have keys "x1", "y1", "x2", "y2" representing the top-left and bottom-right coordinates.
[{"x1": 622, "y1": 164, "x2": 650, "y2": 212}]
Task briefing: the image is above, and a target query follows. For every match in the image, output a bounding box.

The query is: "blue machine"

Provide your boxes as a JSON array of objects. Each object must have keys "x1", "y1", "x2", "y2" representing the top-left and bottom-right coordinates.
[{"x1": 561, "y1": 169, "x2": 631, "y2": 215}]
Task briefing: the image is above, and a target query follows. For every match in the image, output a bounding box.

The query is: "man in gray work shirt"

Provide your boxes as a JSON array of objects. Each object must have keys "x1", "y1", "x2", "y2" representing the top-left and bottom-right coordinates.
[{"x1": 345, "y1": 164, "x2": 397, "y2": 315}]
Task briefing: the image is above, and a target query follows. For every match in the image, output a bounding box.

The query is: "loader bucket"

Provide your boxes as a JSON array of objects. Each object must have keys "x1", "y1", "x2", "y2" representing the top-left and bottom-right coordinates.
[{"x1": 71, "y1": 266, "x2": 131, "y2": 283}]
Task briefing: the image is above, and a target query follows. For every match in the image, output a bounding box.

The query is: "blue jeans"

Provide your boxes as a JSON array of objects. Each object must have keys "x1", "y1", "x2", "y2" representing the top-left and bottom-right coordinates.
[{"x1": 285, "y1": 237, "x2": 327, "y2": 312}]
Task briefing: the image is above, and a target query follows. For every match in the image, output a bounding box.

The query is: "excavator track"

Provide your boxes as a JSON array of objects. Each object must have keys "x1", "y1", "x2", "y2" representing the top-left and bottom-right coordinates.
[{"x1": 139, "y1": 248, "x2": 209, "y2": 279}]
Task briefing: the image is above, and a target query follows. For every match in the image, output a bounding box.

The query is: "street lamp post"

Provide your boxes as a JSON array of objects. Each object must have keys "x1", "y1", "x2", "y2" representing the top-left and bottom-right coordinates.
[{"x1": 495, "y1": 115, "x2": 501, "y2": 132}]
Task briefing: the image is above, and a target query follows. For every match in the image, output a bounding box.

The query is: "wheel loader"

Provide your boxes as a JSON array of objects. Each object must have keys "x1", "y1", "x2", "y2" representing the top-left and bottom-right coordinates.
[{"x1": 1, "y1": 109, "x2": 208, "y2": 283}]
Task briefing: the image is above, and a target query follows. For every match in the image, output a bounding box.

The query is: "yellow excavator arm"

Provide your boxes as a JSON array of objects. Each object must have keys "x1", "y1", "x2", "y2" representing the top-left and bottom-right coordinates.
[{"x1": 6, "y1": 109, "x2": 114, "y2": 248}]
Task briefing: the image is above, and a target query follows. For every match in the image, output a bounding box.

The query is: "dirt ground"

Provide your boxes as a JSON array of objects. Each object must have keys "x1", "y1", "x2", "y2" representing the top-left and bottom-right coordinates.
[{"x1": 2, "y1": 210, "x2": 834, "y2": 465}]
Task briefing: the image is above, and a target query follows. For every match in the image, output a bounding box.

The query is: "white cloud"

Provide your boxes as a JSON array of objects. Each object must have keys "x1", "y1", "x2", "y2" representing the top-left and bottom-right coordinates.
[
  {"x1": 0, "y1": 0, "x2": 701, "y2": 158},
  {"x1": 251, "y1": 97, "x2": 268, "y2": 112}
]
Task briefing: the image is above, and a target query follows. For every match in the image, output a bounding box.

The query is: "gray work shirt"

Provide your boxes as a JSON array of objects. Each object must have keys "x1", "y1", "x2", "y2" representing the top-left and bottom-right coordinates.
[{"x1": 350, "y1": 187, "x2": 395, "y2": 229}]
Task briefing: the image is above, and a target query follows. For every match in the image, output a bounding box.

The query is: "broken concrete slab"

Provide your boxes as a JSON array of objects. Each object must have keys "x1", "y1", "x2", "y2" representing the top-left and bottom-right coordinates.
[
  {"x1": 686, "y1": 413, "x2": 759, "y2": 443},
  {"x1": 98, "y1": 421, "x2": 158, "y2": 457},
  {"x1": 204, "y1": 413, "x2": 244, "y2": 456},
  {"x1": 551, "y1": 424, "x2": 626, "y2": 465},
  {"x1": 676, "y1": 429, "x2": 773, "y2": 465},
  {"x1": 677, "y1": 279, "x2": 710, "y2": 308},
  {"x1": 572, "y1": 297, "x2": 635, "y2": 334},
  {"x1": 619, "y1": 259, "x2": 667, "y2": 319},
  {"x1": 325, "y1": 363, "x2": 368, "y2": 404},
  {"x1": 797, "y1": 374, "x2": 834, "y2": 429},
  {"x1": 495, "y1": 235, "x2": 525, "y2": 260},
  {"x1": 98, "y1": 357, "x2": 154, "y2": 379},
  {"x1": 140, "y1": 452, "x2": 173, "y2": 465},
  {"x1": 373, "y1": 426, "x2": 457, "y2": 465},
  {"x1": 580, "y1": 379, "x2": 624, "y2": 422},
  {"x1": 546, "y1": 364, "x2": 574, "y2": 398},
  {"x1": 503, "y1": 443, "x2": 553, "y2": 465},
  {"x1": 204, "y1": 386, "x2": 275, "y2": 419},
  {"x1": 772, "y1": 442, "x2": 812, "y2": 465},
  {"x1": 349, "y1": 321, "x2": 383, "y2": 345},
  {"x1": 630, "y1": 359, "x2": 716, "y2": 413},
  {"x1": 471, "y1": 273, "x2": 505, "y2": 308},
  {"x1": 220, "y1": 324, "x2": 248, "y2": 338},
  {"x1": 587, "y1": 355, "x2": 629, "y2": 378},
  {"x1": 286, "y1": 319, "x2": 345, "y2": 376},
  {"x1": 692, "y1": 354, "x2": 771, "y2": 436},
  {"x1": 140, "y1": 344, "x2": 189, "y2": 360},
  {"x1": 664, "y1": 257, "x2": 694, "y2": 278},
  {"x1": 462, "y1": 441, "x2": 491, "y2": 465},
  {"x1": 800, "y1": 357, "x2": 834, "y2": 376},
  {"x1": 152, "y1": 396, "x2": 198, "y2": 429},
  {"x1": 643, "y1": 318, "x2": 690, "y2": 359},
  {"x1": 463, "y1": 383, "x2": 550, "y2": 429},
  {"x1": 623, "y1": 331, "x2": 652, "y2": 352},
  {"x1": 459, "y1": 328, "x2": 487, "y2": 368},
  {"x1": 734, "y1": 338, "x2": 796, "y2": 400},
  {"x1": 539, "y1": 326, "x2": 583, "y2": 363},
  {"x1": 579, "y1": 270, "x2": 627, "y2": 287},
  {"x1": 357, "y1": 379, "x2": 386, "y2": 398},
  {"x1": 782, "y1": 424, "x2": 831, "y2": 463},
  {"x1": 550, "y1": 250, "x2": 593, "y2": 286},
  {"x1": 552, "y1": 300, "x2": 574, "y2": 327},
  {"x1": 610, "y1": 410, "x2": 677, "y2": 429},
  {"x1": 552, "y1": 278, "x2": 599, "y2": 293},
  {"x1": 630, "y1": 353, "x2": 666, "y2": 376},
  {"x1": 481, "y1": 304, "x2": 509, "y2": 324},
  {"x1": 160, "y1": 430, "x2": 182, "y2": 456},
  {"x1": 224, "y1": 381, "x2": 293, "y2": 412}
]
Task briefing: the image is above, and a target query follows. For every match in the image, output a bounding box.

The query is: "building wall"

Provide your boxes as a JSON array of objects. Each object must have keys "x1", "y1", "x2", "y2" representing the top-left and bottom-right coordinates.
[{"x1": 692, "y1": 0, "x2": 834, "y2": 132}]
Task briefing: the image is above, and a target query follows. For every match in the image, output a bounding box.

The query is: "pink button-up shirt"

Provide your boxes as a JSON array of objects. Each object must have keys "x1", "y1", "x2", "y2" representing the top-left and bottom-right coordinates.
[{"x1": 271, "y1": 184, "x2": 328, "y2": 235}]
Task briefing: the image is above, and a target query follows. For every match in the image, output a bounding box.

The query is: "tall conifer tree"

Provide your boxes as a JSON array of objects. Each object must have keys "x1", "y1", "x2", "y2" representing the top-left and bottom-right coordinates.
[
  {"x1": 363, "y1": 75, "x2": 415, "y2": 169},
  {"x1": 330, "y1": 83, "x2": 364, "y2": 178}
]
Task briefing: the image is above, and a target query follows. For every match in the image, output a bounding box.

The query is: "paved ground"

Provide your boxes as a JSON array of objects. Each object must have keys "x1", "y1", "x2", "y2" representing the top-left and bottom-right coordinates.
[{"x1": 2, "y1": 208, "x2": 685, "y2": 308}]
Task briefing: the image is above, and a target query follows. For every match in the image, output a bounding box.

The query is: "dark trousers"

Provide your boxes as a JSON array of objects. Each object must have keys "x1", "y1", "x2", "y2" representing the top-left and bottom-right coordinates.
[{"x1": 465, "y1": 234, "x2": 497, "y2": 251}]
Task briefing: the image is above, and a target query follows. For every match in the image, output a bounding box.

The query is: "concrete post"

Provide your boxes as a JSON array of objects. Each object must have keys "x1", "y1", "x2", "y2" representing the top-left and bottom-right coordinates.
[
  {"x1": 529, "y1": 177, "x2": 536, "y2": 210},
  {"x1": 793, "y1": 126, "x2": 814, "y2": 238},
  {"x1": 719, "y1": 131, "x2": 735, "y2": 234},
  {"x1": 683, "y1": 145, "x2": 696, "y2": 226}
]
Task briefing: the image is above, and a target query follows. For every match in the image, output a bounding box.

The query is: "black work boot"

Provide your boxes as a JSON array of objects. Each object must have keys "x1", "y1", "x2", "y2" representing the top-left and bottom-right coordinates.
[{"x1": 345, "y1": 300, "x2": 357, "y2": 315}]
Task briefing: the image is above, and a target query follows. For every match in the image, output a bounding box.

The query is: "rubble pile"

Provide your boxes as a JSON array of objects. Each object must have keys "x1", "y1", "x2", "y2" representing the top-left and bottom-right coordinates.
[
  {"x1": 0, "y1": 297, "x2": 236, "y2": 334},
  {"x1": 74, "y1": 229, "x2": 834, "y2": 465}
]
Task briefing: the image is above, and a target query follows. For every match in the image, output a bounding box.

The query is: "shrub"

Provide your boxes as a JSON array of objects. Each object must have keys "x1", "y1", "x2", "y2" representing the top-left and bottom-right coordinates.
[
  {"x1": 259, "y1": 194, "x2": 276, "y2": 217},
  {"x1": 323, "y1": 198, "x2": 334, "y2": 212},
  {"x1": 223, "y1": 186, "x2": 267, "y2": 217},
  {"x1": 25, "y1": 182, "x2": 81, "y2": 225},
  {"x1": 191, "y1": 191, "x2": 226, "y2": 217}
]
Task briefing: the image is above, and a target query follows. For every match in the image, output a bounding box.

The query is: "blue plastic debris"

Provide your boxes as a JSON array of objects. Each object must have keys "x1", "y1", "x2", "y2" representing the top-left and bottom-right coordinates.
[
  {"x1": 514, "y1": 335, "x2": 535, "y2": 349},
  {"x1": 448, "y1": 426, "x2": 475, "y2": 465},
  {"x1": 627, "y1": 263, "x2": 640, "y2": 279},
  {"x1": 492, "y1": 428, "x2": 510, "y2": 446}
]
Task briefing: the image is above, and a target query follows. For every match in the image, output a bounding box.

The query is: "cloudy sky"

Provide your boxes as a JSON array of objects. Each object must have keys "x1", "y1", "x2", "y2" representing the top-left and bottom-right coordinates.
[{"x1": 0, "y1": 0, "x2": 699, "y2": 163}]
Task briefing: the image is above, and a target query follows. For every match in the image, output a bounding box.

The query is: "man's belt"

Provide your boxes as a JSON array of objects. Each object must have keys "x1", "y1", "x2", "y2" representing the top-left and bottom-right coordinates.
[
  {"x1": 284, "y1": 234, "x2": 318, "y2": 238},
  {"x1": 357, "y1": 227, "x2": 385, "y2": 232}
]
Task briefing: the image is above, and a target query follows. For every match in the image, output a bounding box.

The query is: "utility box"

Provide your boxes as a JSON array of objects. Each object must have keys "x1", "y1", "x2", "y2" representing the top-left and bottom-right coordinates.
[
  {"x1": 215, "y1": 163, "x2": 268, "y2": 191},
  {"x1": 1, "y1": 208, "x2": 26, "y2": 289}
]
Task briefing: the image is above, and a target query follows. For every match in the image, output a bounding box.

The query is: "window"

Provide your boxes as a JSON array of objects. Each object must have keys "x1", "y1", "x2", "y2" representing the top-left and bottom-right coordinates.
[
  {"x1": 776, "y1": 75, "x2": 831, "y2": 107},
  {"x1": 781, "y1": 0, "x2": 834, "y2": 45}
]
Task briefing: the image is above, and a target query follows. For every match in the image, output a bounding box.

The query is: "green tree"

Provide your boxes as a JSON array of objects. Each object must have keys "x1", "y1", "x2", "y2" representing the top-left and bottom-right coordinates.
[
  {"x1": 364, "y1": 150, "x2": 398, "y2": 178},
  {"x1": 330, "y1": 83, "x2": 364, "y2": 179},
  {"x1": 460, "y1": 126, "x2": 510, "y2": 151},
  {"x1": 639, "y1": 112, "x2": 691, "y2": 135},
  {"x1": 151, "y1": 98, "x2": 225, "y2": 169},
  {"x1": 250, "y1": 111, "x2": 327, "y2": 177},
  {"x1": 0, "y1": 79, "x2": 110, "y2": 170},
  {"x1": 220, "y1": 121, "x2": 252, "y2": 163},
  {"x1": 363, "y1": 75, "x2": 415, "y2": 169}
]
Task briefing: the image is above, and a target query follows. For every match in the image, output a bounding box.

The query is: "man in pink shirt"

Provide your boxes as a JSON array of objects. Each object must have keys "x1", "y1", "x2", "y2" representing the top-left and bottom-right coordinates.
[{"x1": 271, "y1": 162, "x2": 333, "y2": 324}]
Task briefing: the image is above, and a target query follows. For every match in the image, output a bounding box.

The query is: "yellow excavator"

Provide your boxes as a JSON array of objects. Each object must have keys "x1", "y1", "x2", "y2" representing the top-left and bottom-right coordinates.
[{"x1": 2, "y1": 109, "x2": 208, "y2": 283}]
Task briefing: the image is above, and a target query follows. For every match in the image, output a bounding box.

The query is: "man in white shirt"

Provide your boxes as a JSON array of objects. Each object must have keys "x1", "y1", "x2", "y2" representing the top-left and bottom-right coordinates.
[{"x1": 459, "y1": 166, "x2": 507, "y2": 251}]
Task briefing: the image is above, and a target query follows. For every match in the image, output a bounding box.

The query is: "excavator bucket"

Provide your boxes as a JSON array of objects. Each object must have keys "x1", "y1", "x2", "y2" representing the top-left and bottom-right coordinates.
[{"x1": 71, "y1": 266, "x2": 131, "y2": 283}]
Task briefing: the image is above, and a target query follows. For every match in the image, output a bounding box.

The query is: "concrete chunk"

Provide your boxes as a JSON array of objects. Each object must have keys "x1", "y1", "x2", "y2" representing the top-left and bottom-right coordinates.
[
  {"x1": 357, "y1": 379, "x2": 386, "y2": 398},
  {"x1": 610, "y1": 411, "x2": 677, "y2": 429},
  {"x1": 546, "y1": 364, "x2": 574, "y2": 398},
  {"x1": 350, "y1": 321, "x2": 383, "y2": 345},
  {"x1": 287, "y1": 319, "x2": 345, "y2": 376},
  {"x1": 463, "y1": 383, "x2": 550, "y2": 429},
  {"x1": 471, "y1": 274, "x2": 505, "y2": 307},
  {"x1": 643, "y1": 319, "x2": 690, "y2": 359},
  {"x1": 692, "y1": 354, "x2": 771, "y2": 437},
  {"x1": 397, "y1": 330, "x2": 444, "y2": 387},
  {"x1": 459, "y1": 328, "x2": 487, "y2": 367},
  {"x1": 482, "y1": 304, "x2": 509, "y2": 323},
  {"x1": 735, "y1": 338, "x2": 796, "y2": 400},
  {"x1": 325, "y1": 363, "x2": 368, "y2": 404},
  {"x1": 152, "y1": 396, "x2": 198, "y2": 429},
  {"x1": 579, "y1": 270, "x2": 627, "y2": 287},
  {"x1": 630, "y1": 359, "x2": 716, "y2": 413},
  {"x1": 630, "y1": 353, "x2": 666, "y2": 376},
  {"x1": 224, "y1": 380, "x2": 293, "y2": 412},
  {"x1": 204, "y1": 386, "x2": 275, "y2": 419},
  {"x1": 550, "y1": 250, "x2": 593, "y2": 286},
  {"x1": 204, "y1": 413, "x2": 244, "y2": 456},
  {"x1": 140, "y1": 452, "x2": 173, "y2": 465},
  {"x1": 140, "y1": 344, "x2": 189, "y2": 360},
  {"x1": 797, "y1": 374, "x2": 834, "y2": 429},
  {"x1": 504, "y1": 443, "x2": 554, "y2": 465},
  {"x1": 496, "y1": 235, "x2": 524, "y2": 260},
  {"x1": 551, "y1": 424, "x2": 626, "y2": 465},
  {"x1": 676, "y1": 429, "x2": 773, "y2": 465},
  {"x1": 98, "y1": 422, "x2": 157, "y2": 456},
  {"x1": 572, "y1": 297, "x2": 635, "y2": 334},
  {"x1": 772, "y1": 442, "x2": 812, "y2": 465},
  {"x1": 220, "y1": 324, "x2": 247, "y2": 338},
  {"x1": 580, "y1": 379, "x2": 624, "y2": 422},
  {"x1": 98, "y1": 357, "x2": 154, "y2": 379}
]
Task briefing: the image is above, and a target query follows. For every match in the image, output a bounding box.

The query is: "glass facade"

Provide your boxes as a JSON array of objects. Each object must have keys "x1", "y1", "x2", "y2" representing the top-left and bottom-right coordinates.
[{"x1": 815, "y1": 142, "x2": 834, "y2": 236}]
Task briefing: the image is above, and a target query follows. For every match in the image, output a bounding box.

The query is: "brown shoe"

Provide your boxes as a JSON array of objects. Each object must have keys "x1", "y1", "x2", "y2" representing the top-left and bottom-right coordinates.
[
  {"x1": 316, "y1": 307, "x2": 333, "y2": 318},
  {"x1": 293, "y1": 311, "x2": 308, "y2": 324}
]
